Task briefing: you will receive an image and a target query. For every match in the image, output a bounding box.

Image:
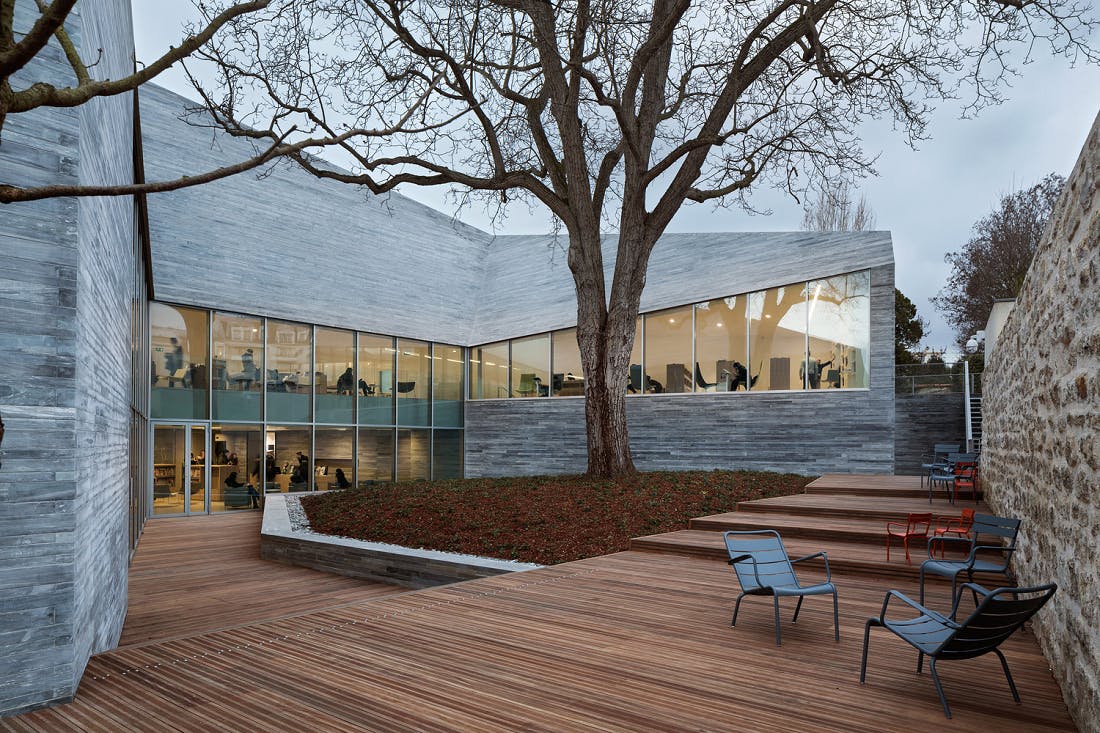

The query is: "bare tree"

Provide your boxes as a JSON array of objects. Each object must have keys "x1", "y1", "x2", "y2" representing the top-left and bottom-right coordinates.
[
  {"x1": 933, "y1": 173, "x2": 1065, "y2": 347},
  {"x1": 0, "y1": 0, "x2": 316, "y2": 203},
  {"x1": 801, "y1": 182, "x2": 876, "y2": 232}
]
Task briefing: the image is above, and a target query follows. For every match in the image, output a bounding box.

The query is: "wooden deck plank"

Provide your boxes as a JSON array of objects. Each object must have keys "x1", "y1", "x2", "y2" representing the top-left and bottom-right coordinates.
[
  {"x1": 2, "y1": 551, "x2": 1074, "y2": 732},
  {"x1": 116, "y1": 513, "x2": 404, "y2": 648}
]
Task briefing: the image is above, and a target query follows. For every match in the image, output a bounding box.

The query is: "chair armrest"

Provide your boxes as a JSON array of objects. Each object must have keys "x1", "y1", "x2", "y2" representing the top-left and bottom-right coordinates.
[
  {"x1": 876, "y1": 589, "x2": 955, "y2": 627},
  {"x1": 792, "y1": 551, "x2": 831, "y2": 584},
  {"x1": 927, "y1": 535, "x2": 971, "y2": 559},
  {"x1": 970, "y1": 544, "x2": 1016, "y2": 564},
  {"x1": 950, "y1": 582, "x2": 993, "y2": 619},
  {"x1": 727, "y1": 553, "x2": 766, "y2": 587},
  {"x1": 885, "y1": 521, "x2": 903, "y2": 532}
]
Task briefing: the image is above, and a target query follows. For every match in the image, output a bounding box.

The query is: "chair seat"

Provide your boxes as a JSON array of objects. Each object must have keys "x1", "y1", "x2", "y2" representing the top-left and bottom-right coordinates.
[
  {"x1": 883, "y1": 612, "x2": 955, "y2": 654},
  {"x1": 923, "y1": 558, "x2": 1006, "y2": 576},
  {"x1": 771, "y1": 582, "x2": 836, "y2": 597}
]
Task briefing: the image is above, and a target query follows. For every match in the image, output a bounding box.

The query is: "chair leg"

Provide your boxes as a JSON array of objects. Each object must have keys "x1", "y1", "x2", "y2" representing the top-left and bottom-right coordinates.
[
  {"x1": 993, "y1": 648, "x2": 1022, "y2": 704},
  {"x1": 792, "y1": 595, "x2": 804, "y2": 623},
  {"x1": 929, "y1": 658, "x2": 952, "y2": 719},
  {"x1": 903, "y1": 536, "x2": 911, "y2": 565},
  {"x1": 832, "y1": 590, "x2": 840, "y2": 642},
  {"x1": 919, "y1": 565, "x2": 927, "y2": 605},
  {"x1": 916, "y1": 651, "x2": 924, "y2": 673},
  {"x1": 773, "y1": 596, "x2": 782, "y2": 646},
  {"x1": 885, "y1": 534, "x2": 891, "y2": 562},
  {"x1": 732, "y1": 592, "x2": 746, "y2": 627},
  {"x1": 859, "y1": 619, "x2": 878, "y2": 684}
]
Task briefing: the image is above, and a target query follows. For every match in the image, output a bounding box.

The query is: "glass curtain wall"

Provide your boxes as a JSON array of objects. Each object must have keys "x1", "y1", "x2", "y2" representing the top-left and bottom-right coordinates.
[
  {"x1": 511, "y1": 334, "x2": 549, "y2": 397},
  {"x1": 551, "y1": 328, "x2": 583, "y2": 396},
  {"x1": 358, "y1": 333, "x2": 395, "y2": 425},
  {"x1": 469, "y1": 341, "x2": 509, "y2": 399},
  {"x1": 189, "y1": 425, "x2": 207, "y2": 513},
  {"x1": 397, "y1": 429, "x2": 431, "y2": 481},
  {"x1": 150, "y1": 303, "x2": 209, "y2": 419},
  {"x1": 212, "y1": 312, "x2": 264, "y2": 421},
  {"x1": 268, "y1": 425, "x2": 312, "y2": 491},
  {"x1": 397, "y1": 339, "x2": 431, "y2": 425},
  {"x1": 433, "y1": 430, "x2": 463, "y2": 479},
  {"x1": 315, "y1": 427, "x2": 355, "y2": 490},
  {"x1": 644, "y1": 305, "x2": 693, "y2": 393},
  {"x1": 267, "y1": 320, "x2": 312, "y2": 423},
  {"x1": 695, "y1": 297, "x2": 749, "y2": 392},
  {"x1": 749, "y1": 285, "x2": 809, "y2": 390},
  {"x1": 152, "y1": 425, "x2": 186, "y2": 515},
  {"x1": 212, "y1": 425, "x2": 262, "y2": 511},
  {"x1": 433, "y1": 344, "x2": 464, "y2": 426},
  {"x1": 358, "y1": 428, "x2": 395, "y2": 485},
  {"x1": 807, "y1": 271, "x2": 871, "y2": 389},
  {"x1": 316, "y1": 327, "x2": 355, "y2": 423}
]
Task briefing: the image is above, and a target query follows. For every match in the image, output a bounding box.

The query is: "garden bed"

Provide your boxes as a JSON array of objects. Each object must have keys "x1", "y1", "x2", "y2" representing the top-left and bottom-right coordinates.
[{"x1": 300, "y1": 470, "x2": 811, "y2": 565}]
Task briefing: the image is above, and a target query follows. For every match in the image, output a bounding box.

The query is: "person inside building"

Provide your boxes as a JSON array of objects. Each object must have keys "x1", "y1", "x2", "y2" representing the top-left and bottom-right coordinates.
[
  {"x1": 224, "y1": 470, "x2": 261, "y2": 509},
  {"x1": 334, "y1": 467, "x2": 351, "y2": 489}
]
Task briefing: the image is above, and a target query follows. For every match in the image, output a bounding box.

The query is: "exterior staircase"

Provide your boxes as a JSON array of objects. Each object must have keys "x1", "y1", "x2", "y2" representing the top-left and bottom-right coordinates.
[
  {"x1": 630, "y1": 474, "x2": 999, "y2": 584},
  {"x1": 969, "y1": 396, "x2": 983, "y2": 453}
]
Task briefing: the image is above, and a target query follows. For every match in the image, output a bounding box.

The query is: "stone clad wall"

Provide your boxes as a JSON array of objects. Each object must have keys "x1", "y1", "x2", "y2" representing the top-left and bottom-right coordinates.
[{"x1": 982, "y1": 110, "x2": 1100, "y2": 732}]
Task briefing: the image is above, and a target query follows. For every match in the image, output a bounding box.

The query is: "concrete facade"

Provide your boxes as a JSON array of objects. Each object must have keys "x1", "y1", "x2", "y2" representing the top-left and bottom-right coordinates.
[
  {"x1": 981, "y1": 110, "x2": 1100, "y2": 733},
  {"x1": 0, "y1": 0, "x2": 139, "y2": 716},
  {"x1": 892, "y1": 392, "x2": 966, "y2": 475}
]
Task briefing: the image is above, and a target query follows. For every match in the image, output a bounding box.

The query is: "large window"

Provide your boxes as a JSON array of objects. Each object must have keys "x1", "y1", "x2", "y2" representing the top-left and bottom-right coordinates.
[
  {"x1": 267, "y1": 320, "x2": 312, "y2": 423},
  {"x1": 749, "y1": 285, "x2": 809, "y2": 391},
  {"x1": 469, "y1": 341, "x2": 508, "y2": 399},
  {"x1": 315, "y1": 427, "x2": 355, "y2": 490},
  {"x1": 433, "y1": 430, "x2": 463, "y2": 480},
  {"x1": 268, "y1": 425, "x2": 312, "y2": 492},
  {"x1": 151, "y1": 303, "x2": 208, "y2": 419},
  {"x1": 316, "y1": 327, "x2": 355, "y2": 423},
  {"x1": 211, "y1": 425, "x2": 262, "y2": 511},
  {"x1": 397, "y1": 339, "x2": 431, "y2": 426},
  {"x1": 644, "y1": 305, "x2": 693, "y2": 393},
  {"x1": 433, "y1": 344, "x2": 464, "y2": 427},
  {"x1": 695, "y1": 297, "x2": 749, "y2": 392},
  {"x1": 397, "y1": 428, "x2": 431, "y2": 481},
  {"x1": 551, "y1": 328, "x2": 583, "y2": 396},
  {"x1": 358, "y1": 333, "x2": 394, "y2": 425},
  {"x1": 511, "y1": 334, "x2": 549, "y2": 397},
  {"x1": 357, "y1": 428, "x2": 395, "y2": 485},
  {"x1": 212, "y1": 312, "x2": 264, "y2": 421},
  {"x1": 807, "y1": 272, "x2": 871, "y2": 389}
]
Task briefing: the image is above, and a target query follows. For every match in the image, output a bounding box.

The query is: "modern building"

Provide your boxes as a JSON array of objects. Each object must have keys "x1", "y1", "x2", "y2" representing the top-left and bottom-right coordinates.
[{"x1": 0, "y1": 0, "x2": 894, "y2": 717}]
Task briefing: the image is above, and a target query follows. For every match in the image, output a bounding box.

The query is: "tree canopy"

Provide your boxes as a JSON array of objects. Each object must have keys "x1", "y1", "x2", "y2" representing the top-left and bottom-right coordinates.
[
  {"x1": 933, "y1": 173, "x2": 1065, "y2": 347},
  {"x1": 894, "y1": 288, "x2": 927, "y2": 365}
]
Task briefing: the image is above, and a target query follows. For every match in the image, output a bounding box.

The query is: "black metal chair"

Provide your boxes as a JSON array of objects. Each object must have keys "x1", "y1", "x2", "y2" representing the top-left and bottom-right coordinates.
[
  {"x1": 860, "y1": 582, "x2": 1057, "y2": 718},
  {"x1": 919, "y1": 513, "x2": 1020, "y2": 605},
  {"x1": 921, "y1": 443, "x2": 960, "y2": 492},
  {"x1": 723, "y1": 530, "x2": 839, "y2": 646}
]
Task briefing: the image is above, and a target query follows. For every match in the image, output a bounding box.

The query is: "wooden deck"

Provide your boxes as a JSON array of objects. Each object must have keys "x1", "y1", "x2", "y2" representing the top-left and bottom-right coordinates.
[
  {"x1": 117, "y1": 513, "x2": 403, "y2": 648},
  {"x1": 1, "y1": 476, "x2": 1075, "y2": 731}
]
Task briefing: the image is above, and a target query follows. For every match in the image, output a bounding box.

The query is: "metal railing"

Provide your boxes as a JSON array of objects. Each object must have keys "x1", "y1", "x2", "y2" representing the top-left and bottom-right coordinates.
[{"x1": 894, "y1": 363, "x2": 983, "y2": 395}]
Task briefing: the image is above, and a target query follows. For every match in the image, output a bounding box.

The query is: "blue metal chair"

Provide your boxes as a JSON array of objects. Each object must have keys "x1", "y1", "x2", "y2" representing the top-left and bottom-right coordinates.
[
  {"x1": 919, "y1": 513, "x2": 1020, "y2": 605},
  {"x1": 921, "y1": 443, "x2": 960, "y2": 492},
  {"x1": 860, "y1": 582, "x2": 1057, "y2": 718},
  {"x1": 723, "y1": 530, "x2": 839, "y2": 646}
]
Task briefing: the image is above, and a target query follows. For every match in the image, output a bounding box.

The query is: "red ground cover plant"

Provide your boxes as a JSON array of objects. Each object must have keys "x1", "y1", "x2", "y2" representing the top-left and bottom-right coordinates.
[{"x1": 299, "y1": 470, "x2": 810, "y2": 565}]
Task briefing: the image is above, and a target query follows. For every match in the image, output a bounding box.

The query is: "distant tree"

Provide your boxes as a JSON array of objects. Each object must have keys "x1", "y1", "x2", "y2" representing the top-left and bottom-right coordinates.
[
  {"x1": 894, "y1": 289, "x2": 927, "y2": 365},
  {"x1": 933, "y1": 174, "x2": 1065, "y2": 347},
  {"x1": 801, "y1": 182, "x2": 876, "y2": 232}
]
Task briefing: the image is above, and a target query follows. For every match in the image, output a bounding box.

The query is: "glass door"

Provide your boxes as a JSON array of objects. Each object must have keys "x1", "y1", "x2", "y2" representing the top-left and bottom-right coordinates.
[
  {"x1": 151, "y1": 423, "x2": 210, "y2": 516},
  {"x1": 189, "y1": 425, "x2": 209, "y2": 514}
]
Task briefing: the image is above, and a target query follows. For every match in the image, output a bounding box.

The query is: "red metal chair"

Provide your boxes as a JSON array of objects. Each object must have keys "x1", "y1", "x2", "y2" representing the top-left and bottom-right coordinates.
[
  {"x1": 953, "y1": 462, "x2": 979, "y2": 503},
  {"x1": 886, "y1": 513, "x2": 933, "y2": 564},
  {"x1": 932, "y1": 509, "x2": 976, "y2": 558}
]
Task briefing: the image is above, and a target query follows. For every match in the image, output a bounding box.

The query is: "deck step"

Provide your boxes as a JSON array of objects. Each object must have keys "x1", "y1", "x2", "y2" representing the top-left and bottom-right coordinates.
[
  {"x1": 630, "y1": 530, "x2": 1007, "y2": 583},
  {"x1": 688, "y1": 512, "x2": 905, "y2": 544},
  {"x1": 732, "y1": 494, "x2": 986, "y2": 522},
  {"x1": 803, "y1": 474, "x2": 928, "y2": 499}
]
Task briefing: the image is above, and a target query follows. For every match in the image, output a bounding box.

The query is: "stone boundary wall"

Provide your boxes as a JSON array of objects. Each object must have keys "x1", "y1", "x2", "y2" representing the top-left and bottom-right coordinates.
[
  {"x1": 259, "y1": 495, "x2": 540, "y2": 589},
  {"x1": 982, "y1": 110, "x2": 1100, "y2": 733}
]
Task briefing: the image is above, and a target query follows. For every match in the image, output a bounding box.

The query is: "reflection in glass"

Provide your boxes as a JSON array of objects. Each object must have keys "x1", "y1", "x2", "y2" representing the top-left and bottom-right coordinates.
[
  {"x1": 150, "y1": 303, "x2": 208, "y2": 419},
  {"x1": 511, "y1": 334, "x2": 549, "y2": 397},
  {"x1": 268, "y1": 425, "x2": 312, "y2": 492},
  {"x1": 315, "y1": 328, "x2": 355, "y2": 423},
  {"x1": 469, "y1": 341, "x2": 508, "y2": 399},
  {"x1": 695, "y1": 297, "x2": 749, "y2": 392},
  {"x1": 397, "y1": 428, "x2": 431, "y2": 481},
  {"x1": 212, "y1": 424, "x2": 262, "y2": 511},
  {"x1": 357, "y1": 428, "x2": 394, "y2": 485},
  {"x1": 433, "y1": 429, "x2": 463, "y2": 479},
  {"x1": 397, "y1": 339, "x2": 431, "y2": 426},
  {"x1": 189, "y1": 425, "x2": 207, "y2": 513},
  {"x1": 433, "y1": 344, "x2": 464, "y2": 427},
  {"x1": 152, "y1": 424, "x2": 186, "y2": 515},
  {"x1": 212, "y1": 312, "x2": 264, "y2": 421},
  {"x1": 749, "y1": 285, "x2": 808, "y2": 390},
  {"x1": 315, "y1": 427, "x2": 355, "y2": 490},
  {"x1": 267, "y1": 320, "x2": 312, "y2": 423},
  {"x1": 550, "y1": 328, "x2": 583, "y2": 397},
  {"x1": 807, "y1": 271, "x2": 871, "y2": 388},
  {"x1": 643, "y1": 305, "x2": 693, "y2": 393},
  {"x1": 358, "y1": 333, "x2": 395, "y2": 425}
]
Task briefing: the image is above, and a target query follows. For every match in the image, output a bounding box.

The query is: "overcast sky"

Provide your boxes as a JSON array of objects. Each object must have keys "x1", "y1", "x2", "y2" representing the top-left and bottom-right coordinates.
[{"x1": 132, "y1": 3, "x2": 1100, "y2": 354}]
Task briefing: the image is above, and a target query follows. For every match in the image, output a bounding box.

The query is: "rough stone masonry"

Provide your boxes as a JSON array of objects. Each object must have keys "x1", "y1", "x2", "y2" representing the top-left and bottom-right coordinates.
[{"x1": 983, "y1": 109, "x2": 1100, "y2": 733}]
